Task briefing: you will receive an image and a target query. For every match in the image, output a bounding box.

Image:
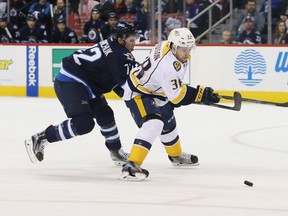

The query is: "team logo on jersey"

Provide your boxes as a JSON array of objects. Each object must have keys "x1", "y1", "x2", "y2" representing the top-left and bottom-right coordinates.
[
  {"x1": 0, "y1": 35, "x2": 10, "y2": 43},
  {"x1": 88, "y1": 28, "x2": 98, "y2": 41},
  {"x1": 234, "y1": 49, "x2": 266, "y2": 86},
  {"x1": 173, "y1": 61, "x2": 181, "y2": 72},
  {"x1": 27, "y1": 36, "x2": 38, "y2": 43}
]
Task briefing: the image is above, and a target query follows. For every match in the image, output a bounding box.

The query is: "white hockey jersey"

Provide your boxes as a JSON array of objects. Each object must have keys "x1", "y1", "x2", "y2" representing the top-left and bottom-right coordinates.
[{"x1": 123, "y1": 41, "x2": 190, "y2": 106}]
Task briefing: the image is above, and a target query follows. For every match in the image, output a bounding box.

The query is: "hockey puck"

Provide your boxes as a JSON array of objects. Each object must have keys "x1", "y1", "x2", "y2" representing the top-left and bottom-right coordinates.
[{"x1": 244, "y1": 180, "x2": 253, "y2": 187}]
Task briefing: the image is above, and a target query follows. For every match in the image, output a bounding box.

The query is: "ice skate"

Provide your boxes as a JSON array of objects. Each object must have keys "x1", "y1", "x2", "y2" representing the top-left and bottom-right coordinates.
[
  {"x1": 119, "y1": 161, "x2": 149, "y2": 181},
  {"x1": 25, "y1": 131, "x2": 48, "y2": 163},
  {"x1": 110, "y1": 148, "x2": 130, "y2": 166},
  {"x1": 168, "y1": 152, "x2": 199, "y2": 166}
]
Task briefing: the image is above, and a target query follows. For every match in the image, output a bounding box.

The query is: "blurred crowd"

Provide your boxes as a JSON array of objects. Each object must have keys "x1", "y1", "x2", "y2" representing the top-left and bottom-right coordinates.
[{"x1": 0, "y1": 0, "x2": 287, "y2": 44}]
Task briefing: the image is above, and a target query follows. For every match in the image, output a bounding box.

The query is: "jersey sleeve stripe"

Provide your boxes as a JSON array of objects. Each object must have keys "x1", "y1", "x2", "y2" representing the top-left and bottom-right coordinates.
[
  {"x1": 130, "y1": 73, "x2": 166, "y2": 97},
  {"x1": 170, "y1": 85, "x2": 187, "y2": 104},
  {"x1": 161, "y1": 41, "x2": 170, "y2": 57},
  {"x1": 130, "y1": 73, "x2": 151, "y2": 94},
  {"x1": 134, "y1": 96, "x2": 147, "y2": 117},
  {"x1": 60, "y1": 67, "x2": 96, "y2": 98}
]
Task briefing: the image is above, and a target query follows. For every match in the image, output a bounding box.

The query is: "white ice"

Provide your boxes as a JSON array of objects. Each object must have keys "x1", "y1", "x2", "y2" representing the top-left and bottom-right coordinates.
[{"x1": 0, "y1": 97, "x2": 288, "y2": 216}]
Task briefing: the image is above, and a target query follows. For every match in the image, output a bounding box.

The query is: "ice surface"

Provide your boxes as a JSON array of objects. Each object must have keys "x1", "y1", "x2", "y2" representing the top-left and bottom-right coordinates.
[{"x1": 1, "y1": 97, "x2": 288, "y2": 216}]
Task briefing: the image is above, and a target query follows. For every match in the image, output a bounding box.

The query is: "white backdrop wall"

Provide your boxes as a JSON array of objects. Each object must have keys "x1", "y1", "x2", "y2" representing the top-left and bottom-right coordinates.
[{"x1": 0, "y1": 44, "x2": 287, "y2": 101}]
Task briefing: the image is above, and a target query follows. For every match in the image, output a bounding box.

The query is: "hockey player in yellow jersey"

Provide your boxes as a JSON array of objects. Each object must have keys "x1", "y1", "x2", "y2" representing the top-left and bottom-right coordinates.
[{"x1": 120, "y1": 28, "x2": 220, "y2": 181}]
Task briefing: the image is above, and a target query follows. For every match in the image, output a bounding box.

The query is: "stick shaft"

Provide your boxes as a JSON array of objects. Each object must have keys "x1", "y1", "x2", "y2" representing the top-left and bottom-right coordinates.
[
  {"x1": 221, "y1": 95, "x2": 288, "y2": 107},
  {"x1": 5, "y1": 27, "x2": 12, "y2": 39}
]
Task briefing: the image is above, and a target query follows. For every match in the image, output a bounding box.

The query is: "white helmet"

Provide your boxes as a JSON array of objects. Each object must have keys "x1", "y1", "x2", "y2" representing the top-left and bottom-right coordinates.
[{"x1": 168, "y1": 28, "x2": 195, "y2": 52}]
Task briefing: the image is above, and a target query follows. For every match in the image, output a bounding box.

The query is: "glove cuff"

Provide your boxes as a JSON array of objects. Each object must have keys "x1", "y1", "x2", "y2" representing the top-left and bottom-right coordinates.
[{"x1": 194, "y1": 85, "x2": 205, "y2": 103}]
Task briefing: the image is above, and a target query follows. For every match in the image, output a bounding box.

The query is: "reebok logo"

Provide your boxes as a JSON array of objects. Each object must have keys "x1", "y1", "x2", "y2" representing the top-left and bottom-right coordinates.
[{"x1": 28, "y1": 47, "x2": 37, "y2": 86}]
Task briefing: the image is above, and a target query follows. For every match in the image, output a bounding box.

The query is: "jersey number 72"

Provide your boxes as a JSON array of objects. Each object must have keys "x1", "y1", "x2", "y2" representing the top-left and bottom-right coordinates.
[{"x1": 73, "y1": 45, "x2": 102, "y2": 65}]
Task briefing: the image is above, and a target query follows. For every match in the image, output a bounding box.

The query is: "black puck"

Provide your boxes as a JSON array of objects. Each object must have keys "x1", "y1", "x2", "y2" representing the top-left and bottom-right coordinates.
[{"x1": 244, "y1": 180, "x2": 253, "y2": 187}]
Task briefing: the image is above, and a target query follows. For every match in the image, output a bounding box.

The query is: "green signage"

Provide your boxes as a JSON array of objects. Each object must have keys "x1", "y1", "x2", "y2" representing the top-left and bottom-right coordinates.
[{"x1": 52, "y1": 49, "x2": 77, "y2": 81}]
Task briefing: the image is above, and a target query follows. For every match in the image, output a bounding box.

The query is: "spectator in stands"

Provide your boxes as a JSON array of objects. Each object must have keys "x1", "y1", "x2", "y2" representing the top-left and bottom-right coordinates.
[
  {"x1": 50, "y1": 17, "x2": 78, "y2": 43},
  {"x1": 221, "y1": 0, "x2": 231, "y2": 17},
  {"x1": 19, "y1": 14, "x2": 48, "y2": 43},
  {"x1": 28, "y1": 0, "x2": 53, "y2": 37},
  {"x1": 0, "y1": 13, "x2": 20, "y2": 42},
  {"x1": 9, "y1": 0, "x2": 27, "y2": 29},
  {"x1": 232, "y1": 0, "x2": 265, "y2": 39},
  {"x1": 53, "y1": 0, "x2": 66, "y2": 26},
  {"x1": 133, "y1": 0, "x2": 142, "y2": 8},
  {"x1": 97, "y1": 0, "x2": 115, "y2": 21},
  {"x1": 237, "y1": 16, "x2": 262, "y2": 44},
  {"x1": 115, "y1": 0, "x2": 127, "y2": 15},
  {"x1": 82, "y1": 6, "x2": 104, "y2": 43},
  {"x1": 186, "y1": 0, "x2": 206, "y2": 38},
  {"x1": 279, "y1": 0, "x2": 288, "y2": 30},
  {"x1": 206, "y1": 0, "x2": 223, "y2": 24},
  {"x1": 69, "y1": 0, "x2": 80, "y2": 15},
  {"x1": 100, "y1": 11, "x2": 118, "y2": 39},
  {"x1": 78, "y1": 0, "x2": 98, "y2": 16},
  {"x1": 220, "y1": 30, "x2": 236, "y2": 44},
  {"x1": 134, "y1": 0, "x2": 148, "y2": 40},
  {"x1": 125, "y1": 0, "x2": 137, "y2": 14},
  {"x1": 162, "y1": 0, "x2": 184, "y2": 13},
  {"x1": 233, "y1": 0, "x2": 246, "y2": 11},
  {"x1": 0, "y1": 0, "x2": 7, "y2": 14},
  {"x1": 273, "y1": 20, "x2": 288, "y2": 44},
  {"x1": 260, "y1": 0, "x2": 281, "y2": 23}
]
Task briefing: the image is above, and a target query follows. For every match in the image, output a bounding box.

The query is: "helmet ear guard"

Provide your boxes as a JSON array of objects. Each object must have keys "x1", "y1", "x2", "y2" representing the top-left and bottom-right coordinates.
[{"x1": 170, "y1": 43, "x2": 177, "y2": 54}]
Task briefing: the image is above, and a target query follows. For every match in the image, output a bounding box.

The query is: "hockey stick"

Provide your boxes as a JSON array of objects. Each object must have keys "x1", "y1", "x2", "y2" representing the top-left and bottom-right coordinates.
[
  {"x1": 50, "y1": 4, "x2": 54, "y2": 28},
  {"x1": 220, "y1": 95, "x2": 288, "y2": 107},
  {"x1": 4, "y1": 27, "x2": 12, "y2": 39},
  {"x1": 197, "y1": 91, "x2": 242, "y2": 111},
  {"x1": 98, "y1": 29, "x2": 104, "y2": 41}
]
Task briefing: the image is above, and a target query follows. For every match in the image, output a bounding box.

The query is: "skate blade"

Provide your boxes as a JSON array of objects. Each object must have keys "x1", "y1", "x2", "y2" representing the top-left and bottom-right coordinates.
[
  {"x1": 171, "y1": 162, "x2": 200, "y2": 167},
  {"x1": 119, "y1": 171, "x2": 148, "y2": 181},
  {"x1": 24, "y1": 139, "x2": 38, "y2": 164}
]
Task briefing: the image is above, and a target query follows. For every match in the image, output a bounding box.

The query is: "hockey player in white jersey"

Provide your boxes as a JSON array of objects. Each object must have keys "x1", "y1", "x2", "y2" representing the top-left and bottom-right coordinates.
[{"x1": 120, "y1": 28, "x2": 220, "y2": 181}]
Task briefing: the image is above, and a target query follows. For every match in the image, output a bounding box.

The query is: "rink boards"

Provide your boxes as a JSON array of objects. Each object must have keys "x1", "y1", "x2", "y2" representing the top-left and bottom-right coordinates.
[{"x1": 0, "y1": 44, "x2": 287, "y2": 101}]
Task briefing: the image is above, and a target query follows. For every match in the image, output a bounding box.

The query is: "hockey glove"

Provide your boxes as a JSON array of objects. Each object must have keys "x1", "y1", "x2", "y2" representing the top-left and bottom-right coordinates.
[{"x1": 194, "y1": 85, "x2": 220, "y2": 104}]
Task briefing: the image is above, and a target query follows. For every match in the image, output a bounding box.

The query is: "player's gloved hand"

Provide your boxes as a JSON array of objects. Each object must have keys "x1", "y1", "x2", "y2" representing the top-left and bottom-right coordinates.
[
  {"x1": 113, "y1": 85, "x2": 124, "y2": 97},
  {"x1": 194, "y1": 85, "x2": 220, "y2": 104}
]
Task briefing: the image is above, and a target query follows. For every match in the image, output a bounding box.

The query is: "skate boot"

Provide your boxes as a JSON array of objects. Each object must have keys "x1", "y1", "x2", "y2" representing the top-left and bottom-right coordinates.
[
  {"x1": 119, "y1": 161, "x2": 149, "y2": 181},
  {"x1": 110, "y1": 148, "x2": 130, "y2": 166},
  {"x1": 168, "y1": 152, "x2": 199, "y2": 166},
  {"x1": 25, "y1": 131, "x2": 48, "y2": 163}
]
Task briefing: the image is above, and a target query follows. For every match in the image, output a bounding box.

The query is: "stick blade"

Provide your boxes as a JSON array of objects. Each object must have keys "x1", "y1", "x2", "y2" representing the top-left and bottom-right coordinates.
[{"x1": 275, "y1": 102, "x2": 288, "y2": 107}]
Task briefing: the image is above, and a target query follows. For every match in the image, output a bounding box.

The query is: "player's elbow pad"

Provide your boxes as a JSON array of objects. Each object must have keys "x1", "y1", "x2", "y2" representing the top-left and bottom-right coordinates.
[{"x1": 172, "y1": 85, "x2": 197, "y2": 106}]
